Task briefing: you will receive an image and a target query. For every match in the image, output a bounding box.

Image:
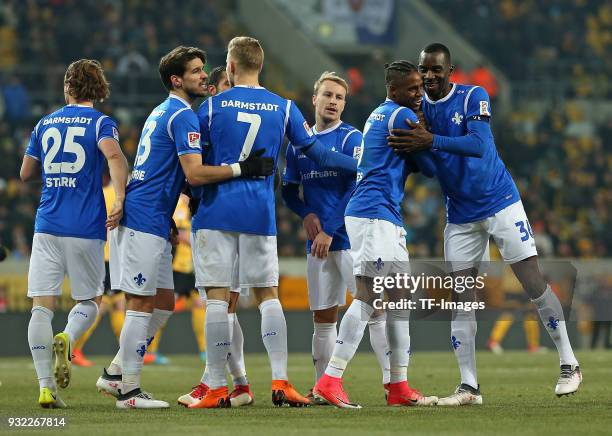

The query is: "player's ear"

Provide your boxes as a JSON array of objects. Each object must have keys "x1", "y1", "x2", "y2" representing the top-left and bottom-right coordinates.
[
  {"x1": 312, "y1": 94, "x2": 317, "y2": 107},
  {"x1": 449, "y1": 64, "x2": 455, "y2": 74}
]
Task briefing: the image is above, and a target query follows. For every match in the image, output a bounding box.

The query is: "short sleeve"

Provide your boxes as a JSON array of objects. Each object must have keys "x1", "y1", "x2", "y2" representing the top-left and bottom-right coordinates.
[
  {"x1": 196, "y1": 98, "x2": 212, "y2": 153},
  {"x1": 97, "y1": 116, "x2": 119, "y2": 144},
  {"x1": 171, "y1": 109, "x2": 202, "y2": 156},
  {"x1": 465, "y1": 86, "x2": 491, "y2": 121},
  {"x1": 25, "y1": 121, "x2": 41, "y2": 161},
  {"x1": 340, "y1": 129, "x2": 363, "y2": 159},
  {"x1": 282, "y1": 144, "x2": 300, "y2": 184},
  {"x1": 285, "y1": 101, "x2": 317, "y2": 149},
  {"x1": 391, "y1": 107, "x2": 418, "y2": 131}
]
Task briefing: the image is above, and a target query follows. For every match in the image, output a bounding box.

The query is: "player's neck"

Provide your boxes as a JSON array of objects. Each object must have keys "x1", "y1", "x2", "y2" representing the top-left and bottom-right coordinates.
[
  {"x1": 315, "y1": 118, "x2": 340, "y2": 133},
  {"x1": 432, "y1": 84, "x2": 453, "y2": 102},
  {"x1": 170, "y1": 90, "x2": 193, "y2": 105},
  {"x1": 67, "y1": 97, "x2": 93, "y2": 107},
  {"x1": 232, "y1": 72, "x2": 260, "y2": 87}
]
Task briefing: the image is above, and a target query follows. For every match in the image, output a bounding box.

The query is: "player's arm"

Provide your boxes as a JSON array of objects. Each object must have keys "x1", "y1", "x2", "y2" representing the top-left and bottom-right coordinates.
[
  {"x1": 409, "y1": 151, "x2": 436, "y2": 178},
  {"x1": 285, "y1": 100, "x2": 357, "y2": 175},
  {"x1": 20, "y1": 124, "x2": 41, "y2": 182},
  {"x1": 20, "y1": 156, "x2": 40, "y2": 182},
  {"x1": 180, "y1": 149, "x2": 273, "y2": 186},
  {"x1": 280, "y1": 144, "x2": 320, "y2": 241},
  {"x1": 99, "y1": 137, "x2": 129, "y2": 230}
]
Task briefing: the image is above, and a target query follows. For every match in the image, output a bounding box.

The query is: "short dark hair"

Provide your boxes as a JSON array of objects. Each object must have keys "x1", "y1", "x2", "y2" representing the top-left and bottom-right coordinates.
[
  {"x1": 207, "y1": 65, "x2": 226, "y2": 89},
  {"x1": 64, "y1": 59, "x2": 110, "y2": 102},
  {"x1": 422, "y1": 43, "x2": 451, "y2": 64},
  {"x1": 385, "y1": 60, "x2": 418, "y2": 86},
  {"x1": 159, "y1": 46, "x2": 207, "y2": 91}
]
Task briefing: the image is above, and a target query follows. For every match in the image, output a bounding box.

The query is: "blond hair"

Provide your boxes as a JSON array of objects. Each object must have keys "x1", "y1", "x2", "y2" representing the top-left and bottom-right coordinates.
[
  {"x1": 227, "y1": 36, "x2": 264, "y2": 72},
  {"x1": 313, "y1": 71, "x2": 349, "y2": 96}
]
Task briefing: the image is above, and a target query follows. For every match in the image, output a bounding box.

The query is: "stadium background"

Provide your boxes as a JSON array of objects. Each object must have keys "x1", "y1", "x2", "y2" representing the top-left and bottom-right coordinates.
[{"x1": 0, "y1": 0, "x2": 610, "y2": 355}]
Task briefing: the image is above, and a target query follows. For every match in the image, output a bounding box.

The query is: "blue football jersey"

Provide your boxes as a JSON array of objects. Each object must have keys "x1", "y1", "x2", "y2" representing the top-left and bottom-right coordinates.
[
  {"x1": 284, "y1": 122, "x2": 361, "y2": 253},
  {"x1": 423, "y1": 84, "x2": 519, "y2": 223},
  {"x1": 345, "y1": 99, "x2": 418, "y2": 226},
  {"x1": 193, "y1": 85, "x2": 316, "y2": 236},
  {"x1": 25, "y1": 104, "x2": 119, "y2": 240},
  {"x1": 122, "y1": 94, "x2": 202, "y2": 239}
]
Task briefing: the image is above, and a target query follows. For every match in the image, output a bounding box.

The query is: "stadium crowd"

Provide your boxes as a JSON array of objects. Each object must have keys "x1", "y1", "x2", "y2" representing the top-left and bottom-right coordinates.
[{"x1": 0, "y1": 0, "x2": 610, "y2": 261}]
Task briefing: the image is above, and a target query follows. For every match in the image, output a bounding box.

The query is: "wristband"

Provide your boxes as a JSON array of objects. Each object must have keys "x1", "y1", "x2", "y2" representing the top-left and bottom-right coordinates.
[{"x1": 230, "y1": 163, "x2": 241, "y2": 177}]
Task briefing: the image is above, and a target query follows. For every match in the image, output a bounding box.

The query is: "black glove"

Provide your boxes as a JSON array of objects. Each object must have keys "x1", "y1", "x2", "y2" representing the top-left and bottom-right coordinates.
[{"x1": 239, "y1": 149, "x2": 274, "y2": 178}]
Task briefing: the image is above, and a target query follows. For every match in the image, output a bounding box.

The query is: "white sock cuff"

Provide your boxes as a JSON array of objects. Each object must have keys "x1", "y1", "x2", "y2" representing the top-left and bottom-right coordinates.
[
  {"x1": 452, "y1": 308, "x2": 476, "y2": 320},
  {"x1": 152, "y1": 308, "x2": 173, "y2": 317},
  {"x1": 368, "y1": 312, "x2": 386, "y2": 324},
  {"x1": 386, "y1": 309, "x2": 410, "y2": 322},
  {"x1": 125, "y1": 310, "x2": 152, "y2": 319},
  {"x1": 32, "y1": 305, "x2": 54, "y2": 320},
  {"x1": 258, "y1": 298, "x2": 282, "y2": 312},
  {"x1": 352, "y1": 299, "x2": 375, "y2": 319},
  {"x1": 206, "y1": 299, "x2": 229, "y2": 310},
  {"x1": 314, "y1": 322, "x2": 337, "y2": 333},
  {"x1": 531, "y1": 284, "x2": 553, "y2": 307}
]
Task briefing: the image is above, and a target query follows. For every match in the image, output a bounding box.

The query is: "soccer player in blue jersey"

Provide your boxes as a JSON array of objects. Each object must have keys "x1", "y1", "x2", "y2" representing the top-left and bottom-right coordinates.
[
  {"x1": 20, "y1": 59, "x2": 130, "y2": 408},
  {"x1": 188, "y1": 37, "x2": 357, "y2": 409},
  {"x1": 94, "y1": 46, "x2": 274, "y2": 409},
  {"x1": 388, "y1": 43, "x2": 581, "y2": 404},
  {"x1": 313, "y1": 61, "x2": 438, "y2": 408},
  {"x1": 281, "y1": 71, "x2": 391, "y2": 401}
]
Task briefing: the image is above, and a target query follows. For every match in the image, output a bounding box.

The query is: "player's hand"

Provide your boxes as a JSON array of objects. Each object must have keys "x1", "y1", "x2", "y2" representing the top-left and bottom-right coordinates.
[
  {"x1": 311, "y1": 231, "x2": 332, "y2": 259},
  {"x1": 388, "y1": 119, "x2": 434, "y2": 153},
  {"x1": 106, "y1": 199, "x2": 124, "y2": 230},
  {"x1": 239, "y1": 149, "x2": 275, "y2": 178},
  {"x1": 303, "y1": 213, "x2": 322, "y2": 241}
]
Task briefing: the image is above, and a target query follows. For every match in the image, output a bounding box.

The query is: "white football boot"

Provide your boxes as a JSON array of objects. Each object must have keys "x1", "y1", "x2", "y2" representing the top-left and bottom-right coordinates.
[
  {"x1": 437, "y1": 383, "x2": 483, "y2": 406},
  {"x1": 116, "y1": 388, "x2": 169, "y2": 409},
  {"x1": 96, "y1": 368, "x2": 122, "y2": 398},
  {"x1": 555, "y1": 365, "x2": 582, "y2": 397}
]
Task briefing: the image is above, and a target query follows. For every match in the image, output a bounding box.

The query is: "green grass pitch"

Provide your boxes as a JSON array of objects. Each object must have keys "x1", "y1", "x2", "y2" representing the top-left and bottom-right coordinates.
[{"x1": 1, "y1": 351, "x2": 610, "y2": 435}]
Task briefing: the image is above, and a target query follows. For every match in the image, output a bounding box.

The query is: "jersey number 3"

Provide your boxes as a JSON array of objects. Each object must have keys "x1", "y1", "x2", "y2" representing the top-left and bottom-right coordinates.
[{"x1": 41, "y1": 126, "x2": 86, "y2": 174}]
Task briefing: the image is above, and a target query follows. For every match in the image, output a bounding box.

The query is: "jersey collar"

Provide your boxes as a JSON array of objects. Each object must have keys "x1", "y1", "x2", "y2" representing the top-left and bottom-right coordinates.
[
  {"x1": 313, "y1": 121, "x2": 342, "y2": 135},
  {"x1": 169, "y1": 93, "x2": 191, "y2": 108},
  {"x1": 425, "y1": 83, "x2": 457, "y2": 105},
  {"x1": 234, "y1": 84, "x2": 265, "y2": 89}
]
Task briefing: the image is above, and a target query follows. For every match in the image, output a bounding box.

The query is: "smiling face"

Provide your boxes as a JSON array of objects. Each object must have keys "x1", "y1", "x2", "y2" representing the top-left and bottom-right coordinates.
[
  {"x1": 313, "y1": 79, "x2": 346, "y2": 126},
  {"x1": 389, "y1": 71, "x2": 423, "y2": 111},
  {"x1": 418, "y1": 50, "x2": 453, "y2": 101}
]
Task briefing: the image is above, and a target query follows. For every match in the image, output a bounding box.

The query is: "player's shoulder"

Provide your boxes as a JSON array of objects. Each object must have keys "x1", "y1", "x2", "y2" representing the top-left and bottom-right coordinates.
[
  {"x1": 455, "y1": 83, "x2": 489, "y2": 101},
  {"x1": 338, "y1": 121, "x2": 362, "y2": 140}
]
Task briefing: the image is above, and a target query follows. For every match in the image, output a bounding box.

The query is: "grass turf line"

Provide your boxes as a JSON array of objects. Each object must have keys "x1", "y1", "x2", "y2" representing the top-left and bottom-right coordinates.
[{"x1": 0, "y1": 351, "x2": 611, "y2": 435}]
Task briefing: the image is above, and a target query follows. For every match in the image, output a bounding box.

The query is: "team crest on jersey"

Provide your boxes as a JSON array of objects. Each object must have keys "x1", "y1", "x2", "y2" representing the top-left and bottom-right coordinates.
[
  {"x1": 112, "y1": 126, "x2": 119, "y2": 141},
  {"x1": 303, "y1": 121, "x2": 313, "y2": 137},
  {"x1": 188, "y1": 132, "x2": 201, "y2": 148},
  {"x1": 479, "y1": 101, "x2": 490, "y2": 116}
]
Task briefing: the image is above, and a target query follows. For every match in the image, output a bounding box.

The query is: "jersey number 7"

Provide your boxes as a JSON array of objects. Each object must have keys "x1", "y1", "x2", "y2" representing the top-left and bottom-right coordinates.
[{"x1": 237, "y1": 112, "x2": 261, "y2": 161}]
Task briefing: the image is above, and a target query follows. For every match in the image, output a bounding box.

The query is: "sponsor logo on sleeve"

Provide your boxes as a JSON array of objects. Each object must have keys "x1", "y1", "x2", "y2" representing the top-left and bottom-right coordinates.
[
  {"x1": 112, "y1": 126, "x2": 119, "y2": 141},
  {"x1": 188, "y1": 132, "x2": 201, "y2": 148},
  {"x1": 353, "y1": 146, "x2": 362, "y2": 160},
  {"x1": 303, "y1": 121, "x2": 313, "y2": 137},
  {"x1": 479, "y1": 101, "x2": 490, "y2": 116}
]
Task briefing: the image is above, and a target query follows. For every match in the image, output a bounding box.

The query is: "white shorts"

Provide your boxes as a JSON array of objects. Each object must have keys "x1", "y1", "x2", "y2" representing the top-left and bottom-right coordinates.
[
  {"x1": 307, "y1": 250, "x2": 356, "y2": 311},
  {"x1": 345, "y1": 216, "x2": 410, "y2": 278},
  {"x1": 27, "y1": 233, "x2": 104, "y2": 300},
  {"x1": 445, "y1": 200, "x2": 538, "y2": 271},
  {"x1": 191, "y1": 232, "x2": 247, "y2": 300},
  {"x1": 109, "y1": 226, "x2": 173, "y2": 296},
  {"x1": 193, "y1": 229, "x2": 278, "y2": 289}
]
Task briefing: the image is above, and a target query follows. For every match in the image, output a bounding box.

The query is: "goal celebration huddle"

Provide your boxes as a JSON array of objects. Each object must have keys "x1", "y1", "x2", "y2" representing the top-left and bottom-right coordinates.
[{"x1": 21, "y1": 36, "x2": 582, "y2": 410}]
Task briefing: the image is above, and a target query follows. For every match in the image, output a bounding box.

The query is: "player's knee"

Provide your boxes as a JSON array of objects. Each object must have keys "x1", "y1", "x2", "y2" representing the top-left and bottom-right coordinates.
[
  {"x1": 252, "y1": 286, "x2": 278, "y2": 305},
  {"x1": 228, "y1": 292, "x2": 240, "y2": 313},
  {"x1": 314, "y1": 307, "x2": 338, "y2": 323},
  {"x1": 155, "y1": 288, "x2": 175, "y2": 311},
  {"x1": 125, "y1": 293, "x2": 156, "y2": 313},
  {"x1": 32, "y1": 296, "x2": 56, "y2": 312}
]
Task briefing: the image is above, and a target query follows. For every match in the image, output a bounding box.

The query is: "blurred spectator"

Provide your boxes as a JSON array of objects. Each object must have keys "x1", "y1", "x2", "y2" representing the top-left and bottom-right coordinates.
[
  {"x1": 450, "y1": 64, "x2": 469, "y2": 85},
  {"x1": 470, "y1": 63, "x2": 498, "y2": 101},
  {"x1": 2, "y1": 75, "x2": 30, "y2": 125}
]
